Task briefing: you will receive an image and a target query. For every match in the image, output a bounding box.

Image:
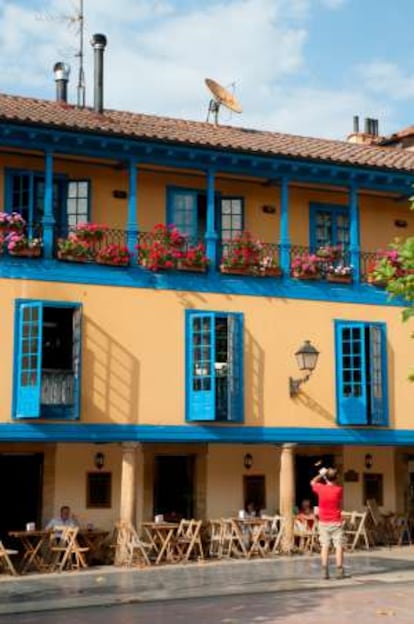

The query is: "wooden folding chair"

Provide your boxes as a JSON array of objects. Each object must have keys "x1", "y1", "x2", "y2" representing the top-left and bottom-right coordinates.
[
  {"x1": 50, "y1": 526, "x2": 89, "y2": 572},
  {"x1": 391, "y1": 515, "x2": 412, "y2": 546},
  {"x1": 262, "y1": 515, "x2": 285, "y2": 554},
  {"x1": 366, "y1": 499, "x2": 393, "y2": 546},
  {"x1": 208, "y1": 520, "x2": 224, "y2": 558},
  {"x1": 0, "y1": 541, "x2": 18, "y2": 576},
  {"x1": 293, "y1": 519, "x2": 317, "y2": 553},
  {"x1": 342, "y1": 511, "x2": 370, "y2": 551},
  {"x1": 115, "y1": 521, "x2": 152, "y2": 566},
  {"x1": 174, "y1": 519, "x2": 204, "y2": 561}
]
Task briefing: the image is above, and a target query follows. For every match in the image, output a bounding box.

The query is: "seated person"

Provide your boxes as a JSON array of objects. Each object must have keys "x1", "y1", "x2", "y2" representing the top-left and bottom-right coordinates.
[
  {"x1": 296, "y1": 499, "x2": 316, "y2": 529},
  {"x1": 245, "y1": 501, "x2": 257, "y2": 517},
  {"x1": 46, "y1": 505, "x2": 79, "y2": 530}
]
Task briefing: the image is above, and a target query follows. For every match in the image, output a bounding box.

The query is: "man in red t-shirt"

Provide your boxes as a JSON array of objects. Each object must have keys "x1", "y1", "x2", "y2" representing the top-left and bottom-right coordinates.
[{"x1": 311, "y1": 467, "x2": 345, "y2": 579}]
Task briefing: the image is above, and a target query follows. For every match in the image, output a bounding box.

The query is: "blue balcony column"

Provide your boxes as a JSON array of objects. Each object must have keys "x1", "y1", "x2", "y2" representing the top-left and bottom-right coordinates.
[
  {"x1": 42, "y1": 150, "x2": 55, "y2": 259},
  {"x1": 349, "y1": 182, "x2": 361, "y2": 284},
  {"x1": 279, "y1": 176, "x2": 291, "y2": 275},
  {"x1": 205, "y1": 167, "x2": 218, "y2": 270},
  {"x1": 126, "y1": 159, "x2": 139, "y2": 261}
]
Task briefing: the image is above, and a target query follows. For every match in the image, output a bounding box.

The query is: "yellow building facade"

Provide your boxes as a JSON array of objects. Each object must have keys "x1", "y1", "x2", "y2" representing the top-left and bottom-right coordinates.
[{"x1": 0, "y1": 91, "x2": 413, "y2": 536}]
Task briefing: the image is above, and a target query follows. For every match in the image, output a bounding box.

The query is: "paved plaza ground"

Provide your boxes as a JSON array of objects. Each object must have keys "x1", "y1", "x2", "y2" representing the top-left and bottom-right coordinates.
[{"x1": 0, "y1": 546, "x2": 414, "y2": 621}]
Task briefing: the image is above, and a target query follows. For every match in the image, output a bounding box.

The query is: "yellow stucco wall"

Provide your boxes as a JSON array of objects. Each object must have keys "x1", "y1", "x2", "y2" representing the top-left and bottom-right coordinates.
[
  {"x1": 343, "y1": 446, "x2": 396, "y2": 512},
  {"x1": 0, "y1": 279, "x2": 412, "y2": 429}
]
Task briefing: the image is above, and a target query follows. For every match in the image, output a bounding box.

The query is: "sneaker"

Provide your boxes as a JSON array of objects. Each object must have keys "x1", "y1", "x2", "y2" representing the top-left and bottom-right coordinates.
[
  {"x1": 322, "y1": 567, "x2": 329, "y2": 580},
  {"x1": 335, "y1": 567, "x2": 345, "y2": 579}
]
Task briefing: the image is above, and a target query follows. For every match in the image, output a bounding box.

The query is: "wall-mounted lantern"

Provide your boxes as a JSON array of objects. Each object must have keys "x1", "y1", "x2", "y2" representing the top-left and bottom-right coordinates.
[
  {"x1": 365, "y1": 453, "x2": 373, "y2": 470},
  {"x1": 94, "y1": 451, "x2": 105, "y2": 470},
  {"x1": 289, "y1": 340, "x2": 320, "y2": 397},
  {"x1": 244, "y1": 453, "x2": 253, "y2": 470}
]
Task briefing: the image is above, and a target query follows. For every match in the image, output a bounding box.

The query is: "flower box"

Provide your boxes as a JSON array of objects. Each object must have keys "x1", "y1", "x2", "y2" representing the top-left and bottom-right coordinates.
[
  {"x1": 220, "y1": 265, "x2": 253, "y2": 275},
  {"x1": 292, "y1": 272, "x2": 321, "y2": 280},
  {"x1": 327, "y1": 274, "x2": 353, "y2": 284},
  {"x1": 9, "y1": 247, "x2": 42, "y2": 258},
  {"x1": 96, "y1": 257, "x2": 129, "y2": 267},
  {"x1": 57, "y1": 251, "x2": 90, "y2": 263},
  {"x1": 258, "y1": 267, "x2": 282, "y2": 277},
  {"x1": 177, "y1": 262, "x2": 207, "y2": 273}
]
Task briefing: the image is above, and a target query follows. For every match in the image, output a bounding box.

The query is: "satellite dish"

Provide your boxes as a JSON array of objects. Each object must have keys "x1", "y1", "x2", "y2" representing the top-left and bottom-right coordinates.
[{"x1": 205, "y1": 78, "x2": 243, "y2": 124}]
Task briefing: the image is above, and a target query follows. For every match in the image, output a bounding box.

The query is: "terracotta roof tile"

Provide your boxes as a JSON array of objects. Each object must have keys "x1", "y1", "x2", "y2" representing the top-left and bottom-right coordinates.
[{"x1": 1, "y1": 93, "x2": 414, "y2": 173}]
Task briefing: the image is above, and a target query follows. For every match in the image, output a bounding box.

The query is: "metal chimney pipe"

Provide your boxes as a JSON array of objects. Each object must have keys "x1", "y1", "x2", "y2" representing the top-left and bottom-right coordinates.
[
  {"x1": 353, "y1": 115, "x2": 360, "y2": 133},
  {"x1": 91, "y1": 33, "x2": 107, "y2": 114},
  {"x1": 53, "y1": 62, "x2": 70, "y2": 103}
]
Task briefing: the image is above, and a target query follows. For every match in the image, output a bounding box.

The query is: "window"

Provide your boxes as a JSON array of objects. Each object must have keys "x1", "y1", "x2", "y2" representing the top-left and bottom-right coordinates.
[
  {"x1": 363, "y1": 473, "x2": 383, "y2": 506},
  {"x1": 335, "y1": 321, "x2": 388, "y2": 426},
  {"x1": 310, "y1": 203, "x2": 350, "y2": 250},
  {"x1": 220, "y1": 197, "x2": 244, "y2": 243},
  {"x1": 6, "y1": 169, "x2": 66, "y2": 226},
  {"x1": 14, "y1": 300, "x2": 82, "y2": 420},
  {"x1": 86, "y1": 472, "x2": 112, "y2": 508},
  {"x1": 186, "y1": 311, "x2": 244, "y2": 422},
  {"x1": 244, "y1": 475, "x2": 266, "y2": 514},
  {"x1": 5, "y1": 169, "x2": 90, "y2": 230},
  {"x1": 67, "y1": 180, "x2": 90, "y2": 227}
]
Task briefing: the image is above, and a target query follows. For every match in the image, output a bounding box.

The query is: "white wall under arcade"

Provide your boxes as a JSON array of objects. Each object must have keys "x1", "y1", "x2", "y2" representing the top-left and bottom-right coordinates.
[{"x1": 343, "y1": 446, "x2": 396, "y2": 512}]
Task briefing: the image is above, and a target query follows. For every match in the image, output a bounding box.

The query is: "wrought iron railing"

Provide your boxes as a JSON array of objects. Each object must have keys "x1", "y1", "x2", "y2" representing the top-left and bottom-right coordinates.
[
  {"x1": 41, "y1": 371, "x2": 74, "y2": 405},
  {"x1": 290, "y1": 245, "x2": 353, "y2": 281},
  {"x1": 220, "y1": 240, "x2": 281, "y2": 275},
  {"x1": 360, "y1": 251, "x2": 377, "y2": 282}
]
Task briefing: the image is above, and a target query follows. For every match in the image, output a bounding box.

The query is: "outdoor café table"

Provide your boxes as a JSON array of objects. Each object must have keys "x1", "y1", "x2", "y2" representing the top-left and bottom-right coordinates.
[
  {"x1": 8, "y1": 529, "x2": 52, "y2": 574},
  {"x1": 78, "y1": 529, "x2": 109, "y2": 562},
  {"x1": 141, "y1": 522, "x2": 179, "y2": 565},
  {"x1": 232, "y1": 518, "x2": 269, "y2": 558}
]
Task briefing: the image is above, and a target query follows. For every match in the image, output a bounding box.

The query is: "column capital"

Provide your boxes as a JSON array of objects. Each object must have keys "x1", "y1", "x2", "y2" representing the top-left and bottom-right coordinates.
[
  {"x1": 121, "y1": 442, "x2": 140, "y2": 454},
  {"x1": 281, "y1": 443, "x2": 297, "y2": 452}
]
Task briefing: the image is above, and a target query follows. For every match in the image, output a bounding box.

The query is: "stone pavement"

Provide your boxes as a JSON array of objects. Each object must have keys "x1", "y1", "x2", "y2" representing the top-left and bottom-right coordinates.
[{"x1": 0, "y1": 546, "x2": 414, "y2": 616}]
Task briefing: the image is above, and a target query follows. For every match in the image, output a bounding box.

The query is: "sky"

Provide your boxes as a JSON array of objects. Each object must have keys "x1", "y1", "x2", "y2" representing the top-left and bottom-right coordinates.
[{"x1": 1, "y1": 0, "x2": 414, "y2": 140}]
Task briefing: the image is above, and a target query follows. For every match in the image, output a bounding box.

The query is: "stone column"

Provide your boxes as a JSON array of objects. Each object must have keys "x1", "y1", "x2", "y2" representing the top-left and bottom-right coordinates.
[
  {"x1": 279, "y1": 443, "x2": 296, "y2": 553},
  {"x1": 116, "y1": 442, "x2": 139, "y2": 565}
]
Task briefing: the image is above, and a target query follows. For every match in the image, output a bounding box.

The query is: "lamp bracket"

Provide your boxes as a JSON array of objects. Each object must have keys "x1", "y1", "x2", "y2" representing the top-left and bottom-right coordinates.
[{"x1": 289, "y1": 373, "x2": 311, "y2": 397}]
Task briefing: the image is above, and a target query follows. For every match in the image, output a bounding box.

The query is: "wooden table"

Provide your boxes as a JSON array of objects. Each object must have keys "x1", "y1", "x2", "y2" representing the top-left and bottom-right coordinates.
[
  {"x1": 232, "y1": 518, "x2": 270, "y2": 558},
  {"x1": 9, "y1": 530, "x2": 52, "y2": 574},
  {"x1": 141, "y1": 522, "x2": 179, "y2": 565},
  {"x1": 78, "y1": 529, "x2": 109, "y2": 561}
]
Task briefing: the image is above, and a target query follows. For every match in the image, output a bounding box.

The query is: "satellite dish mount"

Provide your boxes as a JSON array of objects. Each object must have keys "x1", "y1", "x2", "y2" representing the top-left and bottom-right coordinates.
[{"x1": 205, "y1": 78, "x2": 242, "y2": 125}]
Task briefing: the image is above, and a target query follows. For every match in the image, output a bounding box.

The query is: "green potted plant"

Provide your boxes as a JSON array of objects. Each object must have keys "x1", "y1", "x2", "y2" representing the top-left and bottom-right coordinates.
[
  {"x1": 73, "y1": 222, "x2": 108, "y2": 242},
  {"x1": 7, "y1": 233, "x2": 42, "y2": 257},
  {"x1": 178, "y1": 243, "x2": 209, "y2": 272},
  {"x1": 367, "y1": 249, "x2": 406, "y2": 286},
  {"x1": 96, "y1": 244, "x2": 130, "y2": 267},
  {"x1": 57, "y1": 235, "x2": 94, "y2": 262},
  {"x1": 137, "y1": 224, "x2": 186, "y2": 271},
  {"x1": 291, "y1": 252, "x2": 321, "y2": 280},
  {"x1": 326, "y1": 264, "x2": 353, "y2": 283},
  {"x1": 220, "y1": 231, "x2": 262, "y2": 275}
]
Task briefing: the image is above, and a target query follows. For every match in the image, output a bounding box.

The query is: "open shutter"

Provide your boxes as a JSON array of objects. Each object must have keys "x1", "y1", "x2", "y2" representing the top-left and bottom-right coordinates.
[
  {"x1": 335, "y1": 322, "x2": 368, "y2": 425},
  {"x1": 186, "y1": 312, "x2": 216, "y2": 421},
  {"x1": 72, "y1": 306, "x2": 82, "y2": 419},
  {"x1": 369, "y1": 325, "x2": 388, "y2": 425},
  {"x1": 15, "y1": 302, "x2": 43, "y2": 419},
  {"x1": 227, "y1": 313, "x2": 244, "y2": 422},
  {"x1": 168, "y1": 190, "x2": 198, "y2": 241}
]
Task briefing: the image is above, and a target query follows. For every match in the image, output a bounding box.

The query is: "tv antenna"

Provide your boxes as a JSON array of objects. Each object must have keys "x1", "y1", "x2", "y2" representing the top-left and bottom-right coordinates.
[
  {"x1": 205, "y1": 78, "x2": 243, "y2": 125},
  {"x1": 36, "y1": 0, "x2": 86, "y2": 107}
]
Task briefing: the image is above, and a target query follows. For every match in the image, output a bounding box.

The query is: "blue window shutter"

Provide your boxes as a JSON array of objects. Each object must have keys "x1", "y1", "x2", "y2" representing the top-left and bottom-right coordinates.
[
  {"x1": 72, "y1": 306, "x2": 82, "y2": 420},
  {"x1": 186, "y1": 311, "x2": 216, "y2": 421},
  {"x1": 15, "y1": 302, "x2": 43, "y2": 419},
  {"x1": 167, "y1": 189, "x2": 198, "y2": 241},
  {"x1": 227, "y1": 313, "x2": 244, "y2": 422},
  {"x1": 369, "y1": 325, "x2": 388, "y2": 426},
  {"x1": 335, "y1": 322, "x2": 368, "y2": 425}
]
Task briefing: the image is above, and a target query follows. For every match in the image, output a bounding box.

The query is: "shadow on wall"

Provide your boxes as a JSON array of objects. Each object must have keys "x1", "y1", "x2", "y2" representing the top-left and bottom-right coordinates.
[
  {"x1": 296, "y1": 391, "x2": 335, "y2": 424},
  {"x1": 82, "y1": 316, "x2": 140, "y2": 424},
  {"x1": 245, "y1": 327, "x2": 265, "y2": 425}
]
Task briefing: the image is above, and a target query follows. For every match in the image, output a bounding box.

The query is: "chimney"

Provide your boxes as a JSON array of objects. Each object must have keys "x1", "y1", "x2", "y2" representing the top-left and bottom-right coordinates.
[
  {"x1": 347, "y1": 115, "x2": 380, "y2": 144},
  {"x1": 91, "y1": 33, "x2": 107, "y2": 114},
  {"x1": 53, "y1": 62, "x2": 70, "y2": 104}
]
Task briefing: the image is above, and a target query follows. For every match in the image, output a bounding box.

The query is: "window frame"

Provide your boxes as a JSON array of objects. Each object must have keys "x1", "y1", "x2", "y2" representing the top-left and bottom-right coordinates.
[
  {"x1": 13, "y1": 299, "x2": 82, "y2": 421},
  {"x1": 86, "y1": 471, "x2": 112, "y2": 509},
  {"x1": 309, "y1": 202, "x2": 350, "y2": 250},
  {"x1": 334, "y1": 320, "x2": 389, "y2": 427},
  {"x1": 185, "y1": 309, "x2": 244, "y2": 423}
]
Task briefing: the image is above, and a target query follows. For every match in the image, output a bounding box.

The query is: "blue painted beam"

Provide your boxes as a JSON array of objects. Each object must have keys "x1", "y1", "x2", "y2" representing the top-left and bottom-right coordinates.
[
  {"x1": 1, "y1": 422, "x2": 414, "y2": 445},
  {"x1": 126, "y1": 159, "x2": 138, "y2": 260},
  {"x1": 42, "y1": 150, "x2": 55, "y2": 259},
  {"x1": 0, "y1": 256, "x2": 406, "y2": 307}
]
